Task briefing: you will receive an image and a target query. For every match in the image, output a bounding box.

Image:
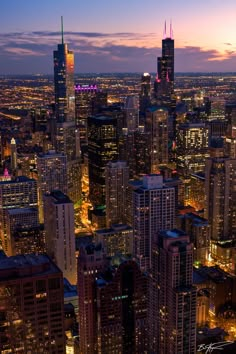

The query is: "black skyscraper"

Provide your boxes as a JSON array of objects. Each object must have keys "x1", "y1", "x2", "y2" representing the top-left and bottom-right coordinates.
[{"x1": 155, "y1": 21, "x2": 174, "y2": 104}]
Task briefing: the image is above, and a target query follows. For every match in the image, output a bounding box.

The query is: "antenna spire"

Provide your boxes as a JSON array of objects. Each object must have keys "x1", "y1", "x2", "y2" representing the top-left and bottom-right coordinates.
[
  {"x1": 61, "y1": 16, "x2": 64, "y2": 44},
  {"x1": 170, "y1": 19, "x2": 174, "y2": 39},
  {"x1": 163, "y1": 20, "x2": 167, "y2": 39}
]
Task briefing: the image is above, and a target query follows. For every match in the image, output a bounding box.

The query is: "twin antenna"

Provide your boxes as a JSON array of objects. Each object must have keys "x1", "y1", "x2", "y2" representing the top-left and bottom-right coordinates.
[{"x1": 163, "y1": 20, "x2": 174, "y2": 40}]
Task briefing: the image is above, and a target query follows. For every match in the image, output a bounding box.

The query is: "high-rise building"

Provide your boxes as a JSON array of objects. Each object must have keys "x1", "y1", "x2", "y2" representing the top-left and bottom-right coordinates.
[
  {"x1": 53, "y1": 18, "x2": 81, "y2": 203},
  {"x1": 78, "y1": 244, "x2": 148, "y2": 353},
  {"x1": 5, "y1": 207, "x2": 43, "y2": 256},
  {"x1": 54, "y1": 18, "x2": 75, "y2": 124},
  {"x1": 124, "y1": 95, "x2": 139, "y2": 132},
  {"x1": 176, "y1": 123, "x2": 209, "y2": 175},
  {"x1": 149, "y1": 229, "x2": 196, "y2": 353},
  {"x1": 0, "y1": 176, "x2": 38, "y2": 254},
  {"x1": 10, "y1": 137, "x2": 17, "y2": 172},
  {"x1": 88, "y1": 115, "x2": 118, "y2": 206},
  {"x1": 133, "y1": 174, "x2": 175, "y2": 271},
  {"x1": 105, "y1": 161, "x2": 129, "y2": 227},
  {"x1": 146, "y1": 106, "x2": 169, "y2": 172},
  {"x1": 37, "y1": 150, "x2": 67, "y2": 220},
  {"x1": 205, "y1": 155, "x2": 236, "y2": 243},
  {"x1": 95, "y1": 258, "x2": 148, "y2": 353},
  {"x1": 177, "y1": 212, "x2": 210, "y2": 265},
  {"x1": 78, "y1": 243, "x2": 107, "y2": 354},
  {"x1": 75, "y1": 84, "x2": 107, "y2": 132},
  {"x1": 139, "y1": 73, "x2": 151, "y2": 116},
  {"x1": 44, "y1": 191, "x2": 76, "y2": 284},
  {"x1": 0, "y1": 254, "x2": 65, "y2": 353},
  {"x1": 154, "y1": 21, "x2": 174, "y2": 104}
]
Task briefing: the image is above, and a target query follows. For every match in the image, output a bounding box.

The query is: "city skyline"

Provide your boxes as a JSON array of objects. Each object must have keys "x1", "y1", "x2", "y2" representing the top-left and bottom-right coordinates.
[{"x1": 1, "y1": 0, "x2": 236, "y2": 74}]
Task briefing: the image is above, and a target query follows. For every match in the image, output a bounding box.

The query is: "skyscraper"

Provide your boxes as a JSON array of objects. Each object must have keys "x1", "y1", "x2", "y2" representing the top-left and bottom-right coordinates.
[
  {"x1": 145, "y1": 106, "x2": 169, "y2": 172},
  {"x1": 139, "y1": 73, "x2": 151, "y2": 118},
  {"x1": 176, "y1": 122, "x2": 209, "y2": 175},
  {"x1": 205, "y1": 155, "x2": 236, "y2": 243},
  {"x1": 44, "y1": 191, "x2": 76, "y2": 284},
  {"x1": 149, "y1": 229, "x2": 196, "y2": 353},
  {"x1": 0, "y1": 176, "x2": 38, "y2": 254},
  {"x1": 105, "y1": 161, "x2": 129, "y2": 227},
  {"x1": 88, "y1": 115, "x2": 118, "y2": 206},
  {"x1": 78, "y1": 244, "x2": 148, "y2": 354},
  {"x1": 10, "y1": 137, "x2": 17, "y2": 172},
  {"x1": 37, "y1": 150, "x2": 68, "y2": 220},
  {"x1": 0, "y1": 254, "x2": 65, "y2": 353},
  {"x1": 124, "y1": 95, "x2": 139, "y2": 132},
  {"x1": 154, "y1": 21, "x2": 174, "y2": 104},
  {"x1": 78, "y1": 243, "x2": 107, "y2": 354},
  {"x1": 53, "y1": 17, "x2": 81, "y2": 203},
  {"x1": 133, "y1": 174, "x2": 175, "y2": 271},
  {"x1": 54, "y1": 18, "x2": 75, "y2": 124}
]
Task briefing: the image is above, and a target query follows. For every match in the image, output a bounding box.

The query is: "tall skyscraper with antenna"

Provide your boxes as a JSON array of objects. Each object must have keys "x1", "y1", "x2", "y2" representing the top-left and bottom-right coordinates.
[
  {"x1": 154, "y1": 21, "x2": 174, "y2": 104},
  {"x1": 54, "y1": 16, "x2": 75, "y2": 123},
  {"x1": 53, "y1": 17, "x2": 81, "y2": 203}
]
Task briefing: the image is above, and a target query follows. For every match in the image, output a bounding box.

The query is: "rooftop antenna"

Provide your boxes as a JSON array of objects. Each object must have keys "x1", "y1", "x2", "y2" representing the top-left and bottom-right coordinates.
[
  {"x1": 170, "y1": 19, "x2": 174, "y2": 39},
  {"x1": 163, "y1": 20, "x2": 167, "y2": 39},
  {"x1": 61, "y1": 16, "x2": 64, "y2": 44}
]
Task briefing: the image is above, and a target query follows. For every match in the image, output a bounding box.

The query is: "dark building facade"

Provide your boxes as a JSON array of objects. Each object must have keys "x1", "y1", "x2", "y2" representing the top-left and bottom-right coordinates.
[{"x1": 88, "y1": 115, "x2": 118, "y2": 206}]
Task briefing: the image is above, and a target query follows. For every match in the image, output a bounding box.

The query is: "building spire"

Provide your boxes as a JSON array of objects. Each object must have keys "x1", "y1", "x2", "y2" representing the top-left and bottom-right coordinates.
[
  {"x1": 170, "y1": 19, "x2": 174, "y2": 39},
  {"x1": 163, "y1": 20, "x2": 167, "y2": 39},
  {"x1": 61, "y1": 16, "x2": 64, "y2": 44}
]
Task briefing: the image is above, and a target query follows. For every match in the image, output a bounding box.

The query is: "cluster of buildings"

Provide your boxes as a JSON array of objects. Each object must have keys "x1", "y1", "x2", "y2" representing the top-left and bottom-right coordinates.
[{"x1": 0, "y1": 19, "x2": 236, "y2": 354}]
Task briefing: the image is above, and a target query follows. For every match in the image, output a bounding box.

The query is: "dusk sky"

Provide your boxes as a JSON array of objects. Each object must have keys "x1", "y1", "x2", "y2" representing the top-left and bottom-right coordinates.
[{"x1": 1, "y1": 0, "x2": 236, "y2": 74}]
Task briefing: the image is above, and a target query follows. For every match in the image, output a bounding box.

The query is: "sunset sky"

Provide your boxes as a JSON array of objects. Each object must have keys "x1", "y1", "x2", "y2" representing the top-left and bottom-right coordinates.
[{"x1": 1, "y1": 0, "x2": 236, "y2": 74}]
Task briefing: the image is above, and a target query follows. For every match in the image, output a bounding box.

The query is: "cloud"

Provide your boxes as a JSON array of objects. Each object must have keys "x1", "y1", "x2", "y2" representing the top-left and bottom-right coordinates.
[
  {"x1": 0, "y1": 30, "x2": 236, "y2": 74},
  {"x1": 4, "y1": 47, "x2": 46, "y2": 56}
]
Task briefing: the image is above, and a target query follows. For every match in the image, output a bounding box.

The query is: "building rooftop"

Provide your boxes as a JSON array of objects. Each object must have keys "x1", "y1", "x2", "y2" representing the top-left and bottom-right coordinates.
[
  {"x1": 0, "y1": 254, "x2": 61, "y2": 281},
  {"x1": 6, "y1": 207, "x2": 38, "y2": 216},
  {"x1": 161, "y1": 229, "x2": 187, "y2": 239},
  {"x1": 0, "y1": 176, "x2": 35, "y2": 185},
  {"x1": 95, "y1": 224, "x2": 132, "y2": 235},
  {"x1": 50, "y1": 190, "x2": 72, "y2": 204}
]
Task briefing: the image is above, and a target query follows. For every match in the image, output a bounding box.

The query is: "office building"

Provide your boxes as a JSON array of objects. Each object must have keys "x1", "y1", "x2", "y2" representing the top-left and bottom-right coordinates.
[
  {"x1": 78, "y1": 244, "x2": 148, "y2": 353},
  {"x1": 133, "y1": 174, "x2": 175, "y2": 270},
  {"x1": 176, "y1": 123, "x2": 209, "y2": 175},
  {"x1": 145, "y1": 106, "x2": 169, "y2": 172},
  {"x1": 75, "y1": 83, "x2": 107, "y2": 127},
  {"x1": 95, "y1": 258, "x2": 148, "y2": 353},
  {"x1": 205, "y1": 156, "x2": 236, "y2": 243},
  {"x1": 0, "y1": 254, "x2": 65, "y2": 353},
  {"x1": 154, "y1": 21, "x2": 174, "y2": 103},
  {"x1": 124, "y1": 95, "x2": 139, "y2": 132},
  {"x1": 53, "y1": 18, "x2": 81, "y2": 203},
  {"x1": 78, "y1": 243, "x2": 107, "y2": 354},
  {"x1": 0, "y1": 176, "x2": 37, "y2": 254},
  {"x1": 105, "y1": 161, "x2": 129, "y2": 227},
  {"x1": 177, "y1": 212, "x2": 210, "y2": 265},
  {"x1": 149, "y1": 229, "x2": 196, "y2": 353},
  {"x1": 88, "y1": 115, "x2": 118, "y2": 206},
  {"x1": 10, "y1": 137, "x2": 17, "y2": 172},
  {"x1": 37, "y1": 150, "x2": 67, "y2": 220},
  {"x1": 44, "y1": 191, "x2": 76, "y2": 284},
  {"x1": 139, "y1": 73, "x2": 151, "y2": 116},
  {"x1": 5, "y1": 207, "x2": 42, "y2": 256}
]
